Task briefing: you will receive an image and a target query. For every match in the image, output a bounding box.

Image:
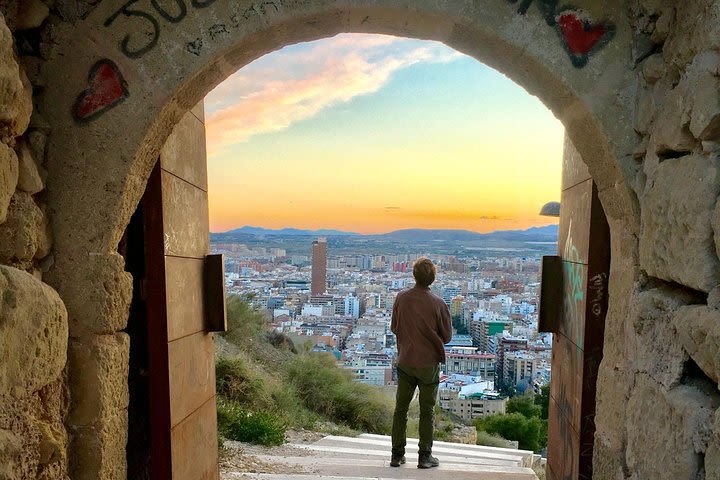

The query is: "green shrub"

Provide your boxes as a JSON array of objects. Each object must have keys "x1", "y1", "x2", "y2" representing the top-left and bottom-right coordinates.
[
  {"x1": 285, "y1": 353, "x2": 392, "y2": 434},
  {"x1": 476, "y1": 430, "x2": 513, "y2": 448},
  {"x1": 507, "y1": 395, "x2": 542, "y2": 419},
  {"x1": 475, "y1": 412, "x2": 544, "y2": 452},
  {"x1": 217, "y1": 399, "x2": 286, "y2": 446},
  {"x1": 222, "y1": 297, "x2": 268, "y2": 346},
  {"x1": 215, "y1": 356, "x2": 271, "y2": 409}
]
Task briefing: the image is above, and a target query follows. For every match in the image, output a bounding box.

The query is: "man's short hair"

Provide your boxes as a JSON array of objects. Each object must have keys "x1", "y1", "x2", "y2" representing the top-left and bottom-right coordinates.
[{"x1": 413, "y1": 258, "x2": 436, "y2": 287}]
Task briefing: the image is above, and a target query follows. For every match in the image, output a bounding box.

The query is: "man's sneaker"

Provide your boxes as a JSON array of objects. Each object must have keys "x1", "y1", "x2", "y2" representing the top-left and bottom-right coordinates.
[
  {"x1": 417, "y1": 454, "x2": 439, "y2": 469},
  {"x1": 390, "y1": 455, "x2": 406, "y2": 467}
]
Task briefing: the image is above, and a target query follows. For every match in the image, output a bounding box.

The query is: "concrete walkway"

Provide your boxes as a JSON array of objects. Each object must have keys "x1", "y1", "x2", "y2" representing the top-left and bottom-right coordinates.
[{"x1": 224, "y1": 433, "x2": 539, "y2": 479}]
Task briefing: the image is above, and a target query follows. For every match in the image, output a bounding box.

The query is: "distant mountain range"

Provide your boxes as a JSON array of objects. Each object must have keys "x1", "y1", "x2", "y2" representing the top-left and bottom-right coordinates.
[
  {"x1": 372, "y1": 225, "x2": 558, "y2": 242},
  {"x1": 218, "y1": 224, "x2": 558, "y2": 241},
  {"x1": 224, "y1": 226, "x2": 359, "y2": 236}
]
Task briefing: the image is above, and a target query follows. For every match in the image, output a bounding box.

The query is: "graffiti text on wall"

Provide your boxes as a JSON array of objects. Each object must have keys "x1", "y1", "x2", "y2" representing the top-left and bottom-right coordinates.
[
  {"x1": 507, "y1": 0, "x2": 615, "y2": 68},
  {"x1": 72, "y1": 60, "x2": 129, "y2": 123},
  {"x1": 104, "y1": 0, "x2": 218, "y2": 59},
  {"x1": 102, "y1": 0, "x2": 308, "y2": 59},
  {"x1": 588, "y1": 272, "x2": 607, "y2": 317}
]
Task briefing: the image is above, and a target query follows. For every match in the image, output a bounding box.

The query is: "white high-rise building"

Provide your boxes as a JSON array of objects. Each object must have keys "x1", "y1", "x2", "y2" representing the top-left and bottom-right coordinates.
[{"x1": 344, "y1": 295, "x2": 360, "y2": 318}]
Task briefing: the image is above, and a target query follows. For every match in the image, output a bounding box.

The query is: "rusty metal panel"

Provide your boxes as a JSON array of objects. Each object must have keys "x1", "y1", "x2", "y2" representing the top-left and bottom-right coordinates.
[
  {"x1": 160, "y1": 109, "x2": 208, "y2": 191},
  {"x1": 558, "y1": 179, "x2": 592, "y2": 264},
  {"x1": 559, "y1": 259, "x2": 588, "y2": 352},
  {"x1": 168, "y1": 332, "x2": 216, "y2": 427},
  {"x1": 548, "y1": 394, "x2": 580, "y2": 480},
  {"x1": 170, "y1": 396, "x2": 219, "y2": 480},
  {"x1": 165, "y1": 256, "x2": 206, "y2": 341},
  {"x1": 549, "y1": 178, "x2": 610, "y2": 480},
  {"x1": 539, "y1": 255, "x2": 563, "y2": 334},
  {"x1": 204, "y1": 254, "x2": 227, "y2": 333},
  {"x1": 161, "y1": 170, "x2": 210, "y2": 258},
  {"x1": 142, "y1": 163, "x2": 173, "y2": 480},
  {"x1": 551, "y1": 333, "x2": 583, "y2": 434},
  {"x1": 562, "y1": 134, "x2": 591, "y2": 191}
]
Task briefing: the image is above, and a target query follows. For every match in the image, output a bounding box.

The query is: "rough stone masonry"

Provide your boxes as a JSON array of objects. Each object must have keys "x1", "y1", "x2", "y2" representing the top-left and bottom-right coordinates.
[{"x1": 0, "y1": 0, "x2": 719, "y2": 479}]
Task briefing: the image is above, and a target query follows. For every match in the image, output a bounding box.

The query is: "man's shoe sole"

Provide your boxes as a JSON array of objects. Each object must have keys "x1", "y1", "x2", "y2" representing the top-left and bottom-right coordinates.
[{"x1": 417, "y1": 463, "x2": 439, "y2": 469}]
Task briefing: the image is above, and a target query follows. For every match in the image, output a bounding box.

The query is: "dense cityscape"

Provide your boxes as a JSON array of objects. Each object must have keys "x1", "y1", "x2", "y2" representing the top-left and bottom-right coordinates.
[{"x1": 214, "y1": 232, "x2": 554, "y2": 422}]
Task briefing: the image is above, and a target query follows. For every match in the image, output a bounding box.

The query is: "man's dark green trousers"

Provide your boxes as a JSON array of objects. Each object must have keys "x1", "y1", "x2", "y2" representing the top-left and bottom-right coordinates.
[{"x1": 391, "y1": 364, "x2": 440, "y2": 457}]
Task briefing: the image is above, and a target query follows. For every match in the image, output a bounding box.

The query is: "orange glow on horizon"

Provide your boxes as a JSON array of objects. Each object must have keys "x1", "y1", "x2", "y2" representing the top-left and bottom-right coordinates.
[{"x1": 204, "y1": 34, "x2": 564, "y2": 234}]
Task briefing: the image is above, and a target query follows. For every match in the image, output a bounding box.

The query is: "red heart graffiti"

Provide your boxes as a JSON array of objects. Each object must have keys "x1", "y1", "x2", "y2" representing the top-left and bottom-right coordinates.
[
  {"x1": 72, "y1": 60, "x2": 128, "y2": 122},
  {"x1": 556, "y1": 12, "x2": 613, "y2": 67}
]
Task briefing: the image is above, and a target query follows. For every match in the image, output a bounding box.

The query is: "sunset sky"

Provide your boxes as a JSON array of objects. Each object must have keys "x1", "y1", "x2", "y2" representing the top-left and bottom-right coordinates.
[{"x1": 205, "y1": 34, "x2": 563, "y2": 234}]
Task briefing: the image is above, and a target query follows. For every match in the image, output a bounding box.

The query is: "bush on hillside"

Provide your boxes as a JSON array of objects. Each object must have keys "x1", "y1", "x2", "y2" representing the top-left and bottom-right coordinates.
[
  {"x1": 475, "y1": 412, "x2": 544, "y2": 452},
  {"x1": 217, "y1": 399, "x2": 286, "y2": 446},
  {"x1": 476, "y1": 430, "x2": 514, "y2": 448},
  {"x1": 222, "y1": 296, "x2": 268, "y2": 346},
  {"x1": 216, "y1": 356, "x2": 272, "y2": 409},
  {"x1": 286, "y1": 353, "x2": 393, "y2": 434}
]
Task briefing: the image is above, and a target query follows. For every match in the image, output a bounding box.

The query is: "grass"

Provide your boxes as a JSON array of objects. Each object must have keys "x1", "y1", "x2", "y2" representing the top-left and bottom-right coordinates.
[
  {"x1": 476, "y1": 430, "x2": 514, "y2": 448},
  {"x1": 217, "y1": 399, "x2": 286, "y2": 446}
]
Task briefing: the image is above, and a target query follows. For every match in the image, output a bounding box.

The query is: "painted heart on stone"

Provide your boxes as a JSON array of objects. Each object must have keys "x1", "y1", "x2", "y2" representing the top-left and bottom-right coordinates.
[
  {"x1": 72, "y1": 59, "x2": 129, "y2": 122},
  {"x1": 556, "y1": 11, "x2": 614, "y2": 68}
]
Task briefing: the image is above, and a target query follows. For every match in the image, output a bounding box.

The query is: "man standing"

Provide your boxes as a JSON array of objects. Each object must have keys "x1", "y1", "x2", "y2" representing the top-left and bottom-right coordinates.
[{"x1": 390, "y1": 258, "x2": 452, "y2": 469}]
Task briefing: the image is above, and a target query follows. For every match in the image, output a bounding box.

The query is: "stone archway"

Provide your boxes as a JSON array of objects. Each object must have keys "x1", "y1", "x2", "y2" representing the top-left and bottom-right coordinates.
[{"x1": 37, "y1": 0, "x2": 640, "y2": 478}]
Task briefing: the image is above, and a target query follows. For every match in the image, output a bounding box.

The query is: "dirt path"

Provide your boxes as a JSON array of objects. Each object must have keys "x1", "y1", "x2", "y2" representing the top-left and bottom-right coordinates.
[{"x1": 219, "y1": 429, "x2": 326, "y2": 477}]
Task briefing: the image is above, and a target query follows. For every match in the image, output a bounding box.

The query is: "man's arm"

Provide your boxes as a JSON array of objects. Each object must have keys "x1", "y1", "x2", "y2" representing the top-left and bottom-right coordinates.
[
  {"x1": 438, "y1": 301, "x2": 452, "y2": 344},
  {"x1": 391, "y1": 295, "x2": 400, "y2": 335}
]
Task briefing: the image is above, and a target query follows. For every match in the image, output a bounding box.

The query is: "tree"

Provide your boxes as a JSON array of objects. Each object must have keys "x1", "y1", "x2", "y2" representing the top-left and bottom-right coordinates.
[
  {"x1": 475, "y1": 413, "x2": 544, "y2": 452},
  {"x1": 534, "y1": 385, "x2": 550, "y2": 420},
  {"x1": 496, "y1": 379, "x2": 517, "y2": 398},
  {"x1": 452, "y1": 316, "x2": 468, "y2": 334},
  {"x1": 507, "y1": 394, "x2": 541, "y2": 419}
]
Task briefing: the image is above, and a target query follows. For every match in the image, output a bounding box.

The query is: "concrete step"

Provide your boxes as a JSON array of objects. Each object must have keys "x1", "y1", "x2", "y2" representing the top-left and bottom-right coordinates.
[
  {"x1": 228, "y1": 465, "x2": 537, "y2": 479},
  {"x1": 223, "y1": 434, "x2": 538, "y2": 480},
  {"x1": 355, "y1": 433, "x2": 537, "y2": 468},
  {"x1": 359, "y1": 433, "x2": 535, "y2": 458},
  {"x1": 288, "y1": 444, "x2": 522, "y2": 467},
  {"x1": 317, "y1": 435, "x2": 530, "y2": 463}
]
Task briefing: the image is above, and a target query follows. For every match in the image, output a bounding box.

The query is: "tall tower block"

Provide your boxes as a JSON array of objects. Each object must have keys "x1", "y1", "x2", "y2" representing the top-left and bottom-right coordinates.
[{"x1": 311, "y1": 237, "x2": 327, "y2": 295}]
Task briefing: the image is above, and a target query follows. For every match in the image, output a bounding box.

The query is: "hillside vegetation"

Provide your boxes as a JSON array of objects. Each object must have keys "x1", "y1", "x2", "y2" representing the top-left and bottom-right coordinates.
[
  {"x1": 215, "y1": 296, "x2": 393, "y2": 445},
  {"x1": 215, "y1": 296, "x2": 545, "y2": 452}
]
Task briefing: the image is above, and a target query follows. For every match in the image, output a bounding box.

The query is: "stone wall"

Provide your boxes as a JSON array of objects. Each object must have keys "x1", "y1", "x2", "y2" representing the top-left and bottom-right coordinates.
[
  {"x1": 0, "y1": 0, "x2": 719, "y2": 479},
  {"x1": 0, "y1": 2, "x2": 70, "y2": 480},
  {"x1": 593, "y1": 1, "x2": 720, "y2": 479}
]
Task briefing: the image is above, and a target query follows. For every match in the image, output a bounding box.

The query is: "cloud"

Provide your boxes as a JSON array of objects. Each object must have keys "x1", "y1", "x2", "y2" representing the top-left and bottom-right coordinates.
[
  {"x1": 384, "y1": 206, "x2": 401, "y2": 211},
  {"x1": 204, "y1": 33, "x2": 462, "y2": 154}
]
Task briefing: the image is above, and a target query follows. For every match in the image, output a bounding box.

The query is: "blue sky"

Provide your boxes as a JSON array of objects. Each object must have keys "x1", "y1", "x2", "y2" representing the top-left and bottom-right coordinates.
[{"x1": 205, "y1": 34, "x2": 563, "y2": 233}]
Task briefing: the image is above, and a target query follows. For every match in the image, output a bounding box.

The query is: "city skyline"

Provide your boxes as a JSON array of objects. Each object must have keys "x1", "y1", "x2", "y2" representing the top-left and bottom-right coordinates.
[{"x1": 205, "y1": 33, "x2": 564, "y2": 234}]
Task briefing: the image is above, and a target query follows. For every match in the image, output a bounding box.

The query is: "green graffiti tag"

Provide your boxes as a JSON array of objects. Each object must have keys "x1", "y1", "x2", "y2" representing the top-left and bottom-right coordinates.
[{"x1": 563, "y1": 221, "x2": 585, "y2": 351}]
